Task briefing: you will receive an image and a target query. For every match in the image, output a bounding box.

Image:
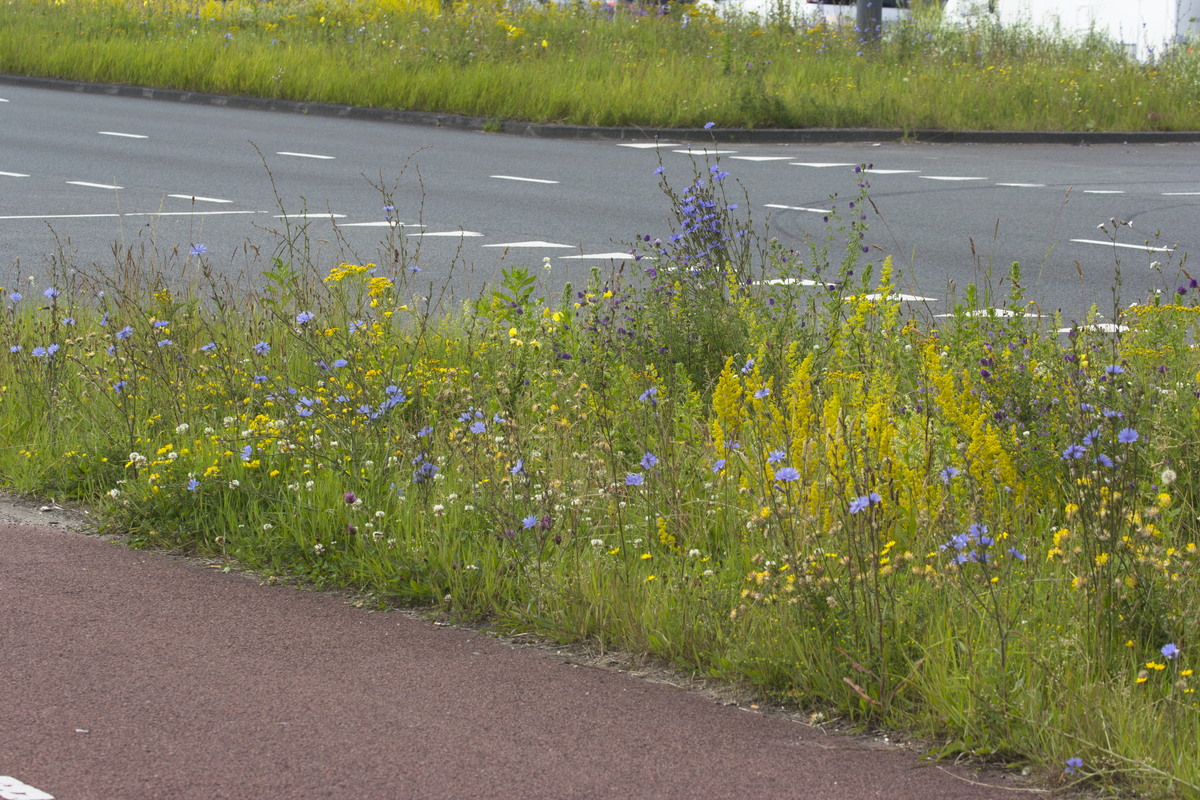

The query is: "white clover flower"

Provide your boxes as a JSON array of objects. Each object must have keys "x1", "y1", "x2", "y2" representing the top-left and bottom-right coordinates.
[
  {"x1": 1162, "y1": 468, "x2": 1177, "y2": 486},
  {"x1": 703, "y1": 569, "x2": 714, "y2": 576},
  {"x1": 463, "y1": 504, "x2": 475, "y2": 512},
  {"x1": 432, "y1": 504, "x2": 445, "y2": 515},
  {"x1": 313, "y1": 543, "x2": 324, "y2": 555},
  {"x1": 305, "y1": 481, "x2": 315, "y2": 491},
  {"x1": 175, "y1": 423, "x2": 189, "y2": 435},
  {"x1": 372, "y1": 531, "x2": 383, "y2": 542},
  {"x1": 223, "y1": 416, "x2": 236, "y2": 426},
  {"x1": 228, "y1": 480, "x2": 240, "y2": 489},
  {"x1": 263, "y1": 523, "x2": 273, "y2": 531},
  {"x1": 689, "y1": 549, "x2": 701, "y2": 557},
  {"x1": 204, "y1": 427, "x2": 215, "y2": 435},
  {"x1": 108, "y1": 488, "x2": 121, "y2": 499},
  {"x1": 374, "y1": 510, "x2": 385, "y2": 519},
  {"x1": 591, "y1": 539, "x2": 604, "y2": 547},
  {"x1": 167, "y1": 452, "x2": 178, "y2": 461}
]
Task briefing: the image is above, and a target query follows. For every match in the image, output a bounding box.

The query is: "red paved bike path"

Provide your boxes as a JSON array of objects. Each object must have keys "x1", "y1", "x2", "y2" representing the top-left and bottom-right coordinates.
[{"x1": 2, "y1": 525, "x2": 1021, "y2": 799}]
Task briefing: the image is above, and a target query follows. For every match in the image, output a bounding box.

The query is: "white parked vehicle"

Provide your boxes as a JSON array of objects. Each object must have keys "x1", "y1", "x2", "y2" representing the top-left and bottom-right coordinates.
[{"x1": 942, "y1": 0, "x2": 1200, "y2": 60}]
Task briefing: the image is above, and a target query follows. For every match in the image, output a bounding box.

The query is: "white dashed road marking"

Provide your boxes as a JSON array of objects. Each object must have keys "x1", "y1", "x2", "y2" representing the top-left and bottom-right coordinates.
[
  {"x1": 98, "y1": 131, "x2": 147, "y2": 139},
  {"x1": 1071, "y1": 239, "x2": 1173, "y2": 252},
  {"x1": 766, "y1": 203, "x2": 833, "y2": 214},
  {"x1": 617, "y1": 142, "x2": 680, "y2": 148},
  {"x1": 997, "y1": 183, "x2": 1046, "y2": 187},
  {"x1": 672, "y1": 148, "x2": 736, "y2": 155},
  {"x1": 0, "y1": 213, "x2": 119, "y2": 220},
  {"x1": 920, "y1": 176, "x2": 987, "y2": 181},
  {"x1": 409, "y1": 230, "x2": 483, "y2": 237},
  {"x1": 0, "y1": 98, "x2": 9, "y2": 103},
  {"x1": 123, "y1": 211, "x2": 259, "y2": 217},
  {"x1": 66, "y1": 181, "x2": 122, "y2": 190},
  {"x1": 791, "y1": 162, "x2": 855, "y2": 168},
  {"x1": 560, "y1": 252, "x2": 646, "y2": 260},
  {"x1": 0, "y1": 171, "x2": 30, "y2": 178},
  {"x1": 0, "y1": 775, "x2": 55, "y2": 800},
  {"x1": 168, "y1": 194, "x2": 232, "y2": 203},
  {"x1": 729, "y1": 156, "x2": 793, "y2": 162},
  {"x1": 273, "y1": 214, "x2": 346, "y2": 219},
  {"x1": 1163, "y1": 192, "x2": 1200, "y2": 195},
  {"x1": 864, "y1": 169, "x2": 919, "y2": 174},
  {"x1": 1083, "y1": 190, "x2": 1124, "y2": 194},
  {"x1": 483, "y1": 241, "x2": 574, "y2": 248},
  {"x1": 338, "y1": 221, "x2": 423, "y2": 228},
  {"x1": 491, "y1": 175, "x2": 559, "y2": 184},
  {"x1": 276, "y1": 152, "x2": 335, "y2": 159}
]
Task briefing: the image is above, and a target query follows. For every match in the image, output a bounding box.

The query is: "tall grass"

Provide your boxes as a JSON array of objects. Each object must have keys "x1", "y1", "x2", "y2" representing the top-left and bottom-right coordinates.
[
  {"x1": 2, "y1": 0, "x2": 1199, "y2": 131},
  {"x1": 2, "y1": 151, "x2": 1199, "y2": 795}
]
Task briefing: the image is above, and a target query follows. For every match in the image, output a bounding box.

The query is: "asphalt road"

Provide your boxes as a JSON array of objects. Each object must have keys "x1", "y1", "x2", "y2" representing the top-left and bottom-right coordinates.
[
  {"x1": 1, "y1": 520, "x2": 1030, "y2": 800},
  {"x1": 1, "y1": 80, "x2": 1198, "y2": 318}
]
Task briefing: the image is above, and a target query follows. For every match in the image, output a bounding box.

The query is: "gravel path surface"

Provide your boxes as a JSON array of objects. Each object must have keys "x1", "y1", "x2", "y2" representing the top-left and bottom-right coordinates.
[{"x1": 2, "y1": 520, "x2": 1034, "y2": 799}]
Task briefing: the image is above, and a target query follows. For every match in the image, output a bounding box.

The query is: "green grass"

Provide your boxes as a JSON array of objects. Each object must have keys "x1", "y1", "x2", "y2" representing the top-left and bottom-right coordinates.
[
  {"x1": 2, "y1": 0, "x2": 1200, "y2": 131},
  {"x1": 2, "y1": 153, "x2": 1200, "y2": 796}
]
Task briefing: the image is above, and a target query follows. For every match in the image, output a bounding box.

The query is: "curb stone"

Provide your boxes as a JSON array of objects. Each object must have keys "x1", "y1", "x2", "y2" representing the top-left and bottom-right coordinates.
[{"x1": 4, "y1": 72, "x2": 1200, "y2": 145}]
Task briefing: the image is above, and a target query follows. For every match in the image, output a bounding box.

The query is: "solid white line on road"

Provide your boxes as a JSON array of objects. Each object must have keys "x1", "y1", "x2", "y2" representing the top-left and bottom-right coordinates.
[
  {"x1": 790, "y1": 162, "x2": 855, "y2": 168},
  {"x1": 766, "y1": 203, "x2": 832, "y2": 214},
  {"x1": 339, "y1": 221, "x2": 424, "y2": 227},
  {"x1": 0, "y1": 213, "x2": 119, "y2": 219},
  {"x1": 1071, "y1": 238, "x2": 1173, "y2": 252},
  {"x1": 996, "y1": 183, "x2": 1046, "y2": 187},
  {"x1": 0, "y1": 172, "x2": 30, "y2": 178},
  {"x1": 123, "y1": 211, "x2": 259, "y2": 217},
  {"x1": 560, "y1": 252, "x2": 650, "y2": 260},
  {"x1": 273, "y1": 214, "x2": 346, "y2": 219},
  {"x1": 483, "y1": 241, "x2": 574, "y2": 248},
  {"x1": 1083, "y1": 190, "x2": 1125, "y2": 194},
  {"x1": 919, "y1": 176, "x2": 987, "y2": 181},
  {"x1": 617, "y1": 142, "x2": 680, "y2": 149},
  {"x1": 67, "y1": 181, "x2": 122, "y2": 190},
  {"x1": 1163, "y1": 192, "x2": 1200, "y2": 195},
  {"x1": 276, "y1": 151, "x2": 335, "y2": 159},
  {"x1": 729, "y1": 156, "x2": 794, "y2": 162},
  {"x1": 0, "y1": 775, "x2": 55, "y2": 799},
  {"x1": 168, "y1": 194, "x2": 232, "y2": 203},
  {"x1": 864, "y1": 169, "x2": 919, "y2": 174},
  {"x1": 99, "y1": 131, "x2": 148, "y2": 139},
  {"x1": 491, "y1": 175, "x2": 559, "y2": 184},
  {"x1": 408, "y1": 230, "x2": 483, "y2": 237}
]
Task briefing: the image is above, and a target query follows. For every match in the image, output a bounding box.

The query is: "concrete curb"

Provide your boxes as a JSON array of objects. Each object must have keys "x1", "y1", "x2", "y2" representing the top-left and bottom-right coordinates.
[{"x1": 5, "y1": 72, "x2": 1200, "y2": 145}]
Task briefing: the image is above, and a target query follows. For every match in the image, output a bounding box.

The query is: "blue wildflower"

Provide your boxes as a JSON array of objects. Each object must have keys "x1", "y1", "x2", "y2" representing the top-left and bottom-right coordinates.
[{"x1": 626, "y1": 473, "x2": 645, "y2": 486}]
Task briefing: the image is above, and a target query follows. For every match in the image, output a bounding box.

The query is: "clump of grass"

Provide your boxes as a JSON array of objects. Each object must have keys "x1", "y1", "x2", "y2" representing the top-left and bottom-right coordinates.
[
  {"x1": 2, "y1": 0, "x2": 1199, "y2": 131},
  {"x1": 2, "y1": 150, "x2": 1199, "y2": 796}
]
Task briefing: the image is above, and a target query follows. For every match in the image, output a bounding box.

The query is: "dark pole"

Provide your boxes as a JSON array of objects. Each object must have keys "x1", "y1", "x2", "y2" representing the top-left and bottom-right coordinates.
[{"x1": 856, "y1": 0, "x2": 882, "y2": 43}]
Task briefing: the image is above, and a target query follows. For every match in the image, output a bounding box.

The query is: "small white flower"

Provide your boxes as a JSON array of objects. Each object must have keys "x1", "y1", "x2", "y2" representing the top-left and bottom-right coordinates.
[
  {"x1": 386, "y1": 538, "x2": 396, "y2": 549},
  {"x1": 167, "y1": 452, "x2": 178, "y2": 461},
  {"x1": 372, "y1": 531, "x2": 383, "y2": 542},
  {"x1": 463, "y1": 504, "x2": 475, "y2": 512},
  {"x1": 204, "y1": 427, "x2": 215, "y2": 435},
  {"x1": 591, "y1": 539, "x2": 604, "y2": 547},
  {"x1": 305, "y1": 480, "x2": 315, "y2": 491},
  {"x1": 1162, "y1": 468, "x2": 1177, "y2": 486},
  {"x1": 432, "y1": 504, "x2": 445, "y2": 515},
  {"x1": 223, "y1": 416, "x2": 236, "y2": 426},
  {"x1": 689, "y1": 549, "x2": 701, "y2": 557},
  {"x1": 175, "y1": 423, "x2": 190, "y2": 435},
  {"x1": 374, "y1": 510, "x2": 385, "y2": 519},
  {"x1": 703, "y1": 569, "x2": 714, "y2": 576},
  {"x1": 313, "y1": 543, "x2": 324, "y2": 554},
  {"x1": 263, "y1": 523, "x2": 273, "y2": 531},
  {"x1": 108, "y1": 488, "x2": 121, "y2": 499},
  {"x1": 228, "y1": 480, "x2": 240, "y2": 488}
]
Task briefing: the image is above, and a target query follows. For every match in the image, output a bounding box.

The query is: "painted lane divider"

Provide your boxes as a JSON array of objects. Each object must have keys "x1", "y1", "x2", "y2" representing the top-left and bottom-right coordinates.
[
  {"x1": 864, "y1": 169, "x2": 919, "y2": 174},
  {"x1": 1071, "y1": 239, "x2": 1174, "y2": 252},
  {"x1": 0, "y1": 171, "x2": 30, "y2": 178},
  {"x1": 66, "y1": 181, "x2": 122, "y2": 190},
  {"x1": 919, "y1": 176, "x2": 987, "y2": 181},
  {"x1": 0, "y1": 775, "x2": 55, "y2": 799},
  {"x1": 339, "y1": 221, "x2": 424, "y2": 228},
  {"x1": 168, "y1": 194, "x2": 232, "y2": 203},
  {"x1": 997, "y1": 183, "x2": 1046, "y2": 187},
  {"x1": 99, "y1": 131, "x2": 147, "y2": 139},
  {"x1": 1083, "y1": 190, "x2": 1125, "y2": 194},
  {"x1": 273, "y1": 214, "x2": 346, "y2": 219},
  {"x1": 408, "y1": 230, "x2": 483, "y2": 237},
  {"x1": 672, "y1": 148, "x2": 736, "y2": 155},
  {"x1": 729, "y1": 156, "x2": 794, "y2": 162},
  {"x1": 790, "y1": 162, "x2": 855, "y2": 168},
  {"x1": 276, "y1": 151, "x2": 335, "y2": 159},
  {"x1": 483, "y1": 241, "x2": 573, "y2": 248},
  {"x1": 490, "y1": 175, "x2": 559, "y2": 184},
  {"x1": 1163, "y1": 192, "x2": 1200, "y2": 195},
  {"x1": 617, "y1": 142, "x2": 681, "y2": 148},
  {"x1": 0, "y1": 213, "x2": 118, "y2": 220},
  {"x1": 560, "y1": 252, "x2": 651, "y2": 260},
  {"x1": 766, "y1": 203, "x2": 833, "y2": 214},
  {"x1": 0, "y1": 211, "x2": 263, "y2": 220},
  {"x1": 0, "y1": 98, "x2": 9, "y2": 102}
]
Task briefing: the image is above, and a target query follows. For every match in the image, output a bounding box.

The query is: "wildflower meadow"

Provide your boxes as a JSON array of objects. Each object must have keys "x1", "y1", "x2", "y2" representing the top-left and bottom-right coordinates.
[
  {"x1": 3, "y1": 151, "x2": 1199, "y2": 795},
  {"x1": 3, "y1": 0, "x2": 1200, "y2": 131}
]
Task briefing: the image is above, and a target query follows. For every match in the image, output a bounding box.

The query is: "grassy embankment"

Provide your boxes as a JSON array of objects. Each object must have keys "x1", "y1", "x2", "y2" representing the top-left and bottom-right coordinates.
[
  {"x1": 1, "y1": 0, "x2": 1200, "y2": 130},
  {"x1": 1, "y1": 153, "x2": 1199, "y2": 795}
]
